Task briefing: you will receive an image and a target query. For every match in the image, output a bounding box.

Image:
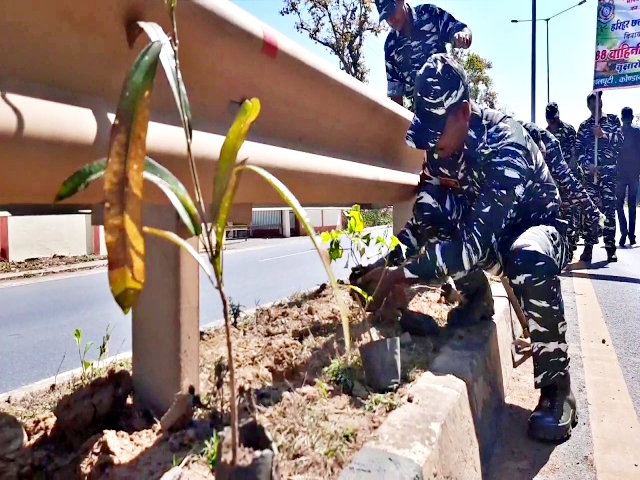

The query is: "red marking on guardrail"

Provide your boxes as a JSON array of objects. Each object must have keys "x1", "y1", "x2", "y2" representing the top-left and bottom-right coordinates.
[{"x1": 261, "y1": 26, "x2": 278, "y2": 59}]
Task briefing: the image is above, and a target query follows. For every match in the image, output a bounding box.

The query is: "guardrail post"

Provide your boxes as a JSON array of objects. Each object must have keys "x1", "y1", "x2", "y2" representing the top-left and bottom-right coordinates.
[
  {"x1": 392, "y1": 199, "x2": 414, "y2": 235},
  {"x1": 92, "y1": 204, "x2": 200, "y2": 416}
]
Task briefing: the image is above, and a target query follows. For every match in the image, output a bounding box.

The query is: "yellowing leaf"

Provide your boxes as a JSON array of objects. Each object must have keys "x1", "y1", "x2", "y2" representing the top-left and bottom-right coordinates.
[
  {"x1": 211, "y1": 99, "x2": 261, "y2": 232},
  {"x1": 104, "y1": 40, "x2": 162, "y2": 313}
]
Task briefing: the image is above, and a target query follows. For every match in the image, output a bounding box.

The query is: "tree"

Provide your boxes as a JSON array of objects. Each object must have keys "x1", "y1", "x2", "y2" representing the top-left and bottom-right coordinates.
[
  {"x1": 635, "y1": 113, "x2": 640, "y2": 126},
  {"x1": 451, "y1": 49, "x2": 498, "y2": 109},
  {"x1": 280, "y1": 0, "x2": 383, "y2": 82}
]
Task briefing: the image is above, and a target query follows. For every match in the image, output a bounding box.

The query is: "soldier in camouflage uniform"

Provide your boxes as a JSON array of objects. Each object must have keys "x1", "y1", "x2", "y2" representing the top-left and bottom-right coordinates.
[
  {"x1": 546, "y1": 103, "x2": 583, "y2": 251},
  {"x1": 521, "y1": 121, "x2": 604, "y2": 264},
  {"x1": 576, "y1": 92, "x2": 624, "y2": 263},
  {"x1": 372, "y1": 0, "x2": 492, "y2": 327},
  {"x1": 355, "y1": 54, "x2": 577, "y2": 441}
]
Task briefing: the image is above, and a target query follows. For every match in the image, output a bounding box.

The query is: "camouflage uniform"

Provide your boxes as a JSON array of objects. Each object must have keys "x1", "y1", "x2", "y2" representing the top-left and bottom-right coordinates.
[
  {"x1": 521, "y1": 121, "x2": 602, "y2": 261},
  {"x1": 374, "y1": 1, "x2": 489, "y2": 322},
  {"x1": 576, "y1": 109, "x2": 623, "y2": 252},
  {"x1": 546, "y1": 104, "x2": 582, "y2": 249},
  {"x1": 377, "y1": 1, "x2": 468, "y2": 99},
  {"x1": 397, "y1": 55, "x2": 570, "y2": 393}
]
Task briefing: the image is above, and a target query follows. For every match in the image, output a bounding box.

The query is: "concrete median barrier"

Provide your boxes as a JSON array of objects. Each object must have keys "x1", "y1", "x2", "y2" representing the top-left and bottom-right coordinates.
[{"x1": 341, "y1": 282, "x2": 519, "y2": 479}]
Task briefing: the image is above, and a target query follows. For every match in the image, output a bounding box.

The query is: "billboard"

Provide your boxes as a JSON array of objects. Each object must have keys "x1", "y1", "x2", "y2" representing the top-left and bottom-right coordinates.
[{"x1": 593, "y1": 0, "x2": 640, "y2": 90}]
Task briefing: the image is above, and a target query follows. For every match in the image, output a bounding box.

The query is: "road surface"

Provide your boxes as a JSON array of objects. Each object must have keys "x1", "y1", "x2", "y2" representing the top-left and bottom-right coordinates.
[
  {"x1": 488, "y1": 213, "x2": 640, "y2": 479},
  {"x1": 0, "y1": 230, "x2": 390, "y2": 393}
]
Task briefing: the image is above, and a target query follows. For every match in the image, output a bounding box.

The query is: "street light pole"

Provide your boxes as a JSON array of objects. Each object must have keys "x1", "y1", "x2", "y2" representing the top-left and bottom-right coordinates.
[
  {"x1": 546, "y1": 19, "x2": 550, "y2": 104},
  {"x1": 511, "y1": 0, "x2": 586, "y2": 119}
]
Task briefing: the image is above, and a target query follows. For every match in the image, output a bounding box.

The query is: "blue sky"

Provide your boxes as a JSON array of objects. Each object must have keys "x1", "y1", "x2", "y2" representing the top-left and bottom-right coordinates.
[{"x1": 232, "y1": 0, "x2": 637, "y2": 128}]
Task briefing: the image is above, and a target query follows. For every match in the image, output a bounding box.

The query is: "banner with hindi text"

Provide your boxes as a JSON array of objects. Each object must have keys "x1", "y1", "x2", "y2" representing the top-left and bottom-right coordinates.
[{"x1": 593, "y1": 0, "x2": 640, "y2": 90}]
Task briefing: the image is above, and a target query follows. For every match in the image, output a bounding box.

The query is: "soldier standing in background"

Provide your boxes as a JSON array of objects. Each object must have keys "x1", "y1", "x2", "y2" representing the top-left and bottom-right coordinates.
[
  {"x1": 576, "y1": 92, "x2": 623, "y2": 263},
  {"x1": 521, "y1": 121, "x2": 604, "y2": 262},
  {"x1": 369, "y1": 1, "x2": 493, "y2": 326},
  {"x1": 546, "y1": 103, "x2": 582, "y2": 252},
  {"x1": 616, "y1": 107, "x2": 640, "y2": 246}
]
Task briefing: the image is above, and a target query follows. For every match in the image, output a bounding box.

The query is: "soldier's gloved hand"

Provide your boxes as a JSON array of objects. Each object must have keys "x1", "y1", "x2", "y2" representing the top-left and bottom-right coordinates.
[{"x1": 598, "y1": 212, "x2": 606, "y2": 228}]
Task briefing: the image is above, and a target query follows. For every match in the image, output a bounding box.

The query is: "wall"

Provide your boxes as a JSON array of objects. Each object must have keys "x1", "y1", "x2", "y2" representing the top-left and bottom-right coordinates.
[
  {"x1": 0, "y1": 207, "x2": 344, "y2": 261},
  {"x1": 7, "y1": 214, "x2": 94, "y2": 262}
]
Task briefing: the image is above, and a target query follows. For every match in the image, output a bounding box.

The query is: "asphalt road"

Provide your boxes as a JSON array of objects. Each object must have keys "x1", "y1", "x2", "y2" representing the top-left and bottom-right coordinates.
[
  {"x1": 0, "y1": 229, "x2": 391, "y2": 393},
  {"x1": 488, "y1": 210, "x2": 640, "y2": 479}
]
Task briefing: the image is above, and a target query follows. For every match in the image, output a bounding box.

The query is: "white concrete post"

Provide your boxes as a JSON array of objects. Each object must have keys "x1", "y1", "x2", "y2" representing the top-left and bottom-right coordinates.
[
  {"x1": 92, "y1": 204, "x2": 200, "y2": 416},
  {"x1": 392, "y1": 199, "x2": 414, "y2": 235},
  {"x1": 282, "y1": 209, "x2": 291, "y2": 237}
]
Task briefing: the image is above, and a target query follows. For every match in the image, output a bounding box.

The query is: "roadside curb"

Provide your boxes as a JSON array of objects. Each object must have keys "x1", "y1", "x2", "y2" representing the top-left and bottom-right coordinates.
[
  {"x1": 0, "y1": 260, "x2": 107, "y2": 281},
  {"x1": 0, "y1": 284, "x2": 325, "y2": 402},
  {"x1": 341, "y1": 282, "x2": 520, "y2": 479}
]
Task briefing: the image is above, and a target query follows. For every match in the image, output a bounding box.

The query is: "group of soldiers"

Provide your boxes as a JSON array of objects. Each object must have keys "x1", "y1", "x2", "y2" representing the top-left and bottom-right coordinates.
[{"x1": 349, "y1": 0, "x2": 639, "y2": 444}]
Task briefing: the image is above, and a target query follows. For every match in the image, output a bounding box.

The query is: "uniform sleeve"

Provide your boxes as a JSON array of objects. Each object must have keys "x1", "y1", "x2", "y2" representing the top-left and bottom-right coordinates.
[
  {"x1": 567, "y1": 125, "x2": 577, "y2": 163},
  {"x1": 544, "y1": 135, "x2": 599, "y2": 224},
  {"x1": 429, "y1": 5, "x2": 467, "y2": 44},
  {"x1": 385, "y1": 38, "x2": 405, "y2": 98},
  {"x1": 402, "y1": 147, "x2": 528, "y2": 282},
  {"x1": 576, "y1": 122, "x2": 590, "y2": 168},
  {"x1": 602, "y1": 115, "x2": 624, "y2": 156}
]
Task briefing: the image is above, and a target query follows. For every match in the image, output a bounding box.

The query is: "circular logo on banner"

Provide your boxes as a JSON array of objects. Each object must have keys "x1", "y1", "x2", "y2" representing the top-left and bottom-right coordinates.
[{"x1": 598, "y1": 0, "x2": 615, "y2": 24}]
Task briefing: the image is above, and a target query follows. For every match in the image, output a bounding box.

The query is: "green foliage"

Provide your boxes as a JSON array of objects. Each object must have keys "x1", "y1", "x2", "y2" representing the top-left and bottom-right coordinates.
[
  {"x1": 279, "y1": 0, "x2": 383, "y2": 82},
  {"x1": 201, "y1": 431, "x2": 220, "y2": 471},
  {"x1": 451, "y1": 49, "x2": 498, "y2": 108},
  {"x1": 360, "y1": 207, "x2": 392, "y2": 228}
]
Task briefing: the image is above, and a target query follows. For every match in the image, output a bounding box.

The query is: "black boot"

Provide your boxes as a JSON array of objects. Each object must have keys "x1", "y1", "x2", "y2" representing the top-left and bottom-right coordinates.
[
  {"x1": 446, "y1": 270, "x2": 495, "y2": 327},
  {"x1": 630, "y1": 235, "x2": 636, "y2": 246},
  {"x1": 606, "y1": 247, "x2": 617, "y2": 262},
  {"x1": 619, "y1": 235, "x2": 627, "y2": 247},
  {"x1": 528, "y1": 374, "x2": 578, "y2": 442},
  {"x1": 579, "y1": 245, "x2": 593, "y2": 263}
]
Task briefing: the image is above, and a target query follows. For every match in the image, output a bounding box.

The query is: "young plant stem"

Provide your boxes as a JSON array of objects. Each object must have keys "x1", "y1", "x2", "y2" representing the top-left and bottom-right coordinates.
[
  {"x1": 215, "y1": 271, "x2": 239, "y2": 465},
  {"x1": 168, "y1": 6, "x2": 214, "y2": 259}
]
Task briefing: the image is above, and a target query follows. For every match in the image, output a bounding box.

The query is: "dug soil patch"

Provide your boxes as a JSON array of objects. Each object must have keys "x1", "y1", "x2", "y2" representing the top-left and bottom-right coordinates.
[{"x1": 1, "y1": 282, "x2": 455, "y2": 479}]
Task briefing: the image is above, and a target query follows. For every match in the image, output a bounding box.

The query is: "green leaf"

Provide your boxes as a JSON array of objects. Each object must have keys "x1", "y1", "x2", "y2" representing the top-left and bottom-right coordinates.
[
  {"x1": 74, "y1": 329, "x2": 81, "y2": 345},
  {"x1": 54, "y1": 157, "x2": 202, "y2": 236},
  {"x1": 143, "y1": 227, "x2": 214, "y2": 278},
  {"x1": 137, "y1": 21, "x2": 192, "y2": 137},
  {"x1": 321, "y1": 231, "x2": 331, "y2": 243},
  {"x1": 238, "y1": 164, "x2": 353, "y2": 351},
  {"x1": 84, "y1": 342, "x2": 94, "y2": 356},
  {"x1": 103, "y1": 40, "x2": 162, "y2": 314},
  {"x1": 348, "y1": 285, "x2": 370, "y2": 302},
  {"x1": 390, "y1": 235, "x2": 400, "y2": 251},
  {"x1": 212, "y1": 99, "x2": 261, "y2": 229},
  {"x1": 83, "y1": 361, "x2": 92, "y2": 371},
  {"x1": 211, "y1": 99, "x2": 261, "y2": 278}
]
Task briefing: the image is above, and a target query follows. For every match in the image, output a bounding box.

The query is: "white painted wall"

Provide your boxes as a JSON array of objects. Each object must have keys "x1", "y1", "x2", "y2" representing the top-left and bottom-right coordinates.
[{"x1": 8, "y1": 214, "x2": 92, "y2": 262}]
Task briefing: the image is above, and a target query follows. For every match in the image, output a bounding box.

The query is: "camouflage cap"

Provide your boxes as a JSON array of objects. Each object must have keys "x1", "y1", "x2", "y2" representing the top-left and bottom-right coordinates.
[
  {"x1": 374, "y1": 0, "x2": 396, "y2": 23},
  {"x1": 405, "y1": 54, "x2": 470, "y2": 151},
  {"x1": 545, "y1": 102, "x2": 559, "y2": 120},
  {"x1": 519, "y1": 121, "x2": 541, "y2": 144}
]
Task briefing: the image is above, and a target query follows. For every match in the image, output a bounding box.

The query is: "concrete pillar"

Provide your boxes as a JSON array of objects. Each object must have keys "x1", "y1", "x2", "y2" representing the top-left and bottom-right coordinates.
[
  {"x1": 392, "y1": 199, "x2": 414, "y2": 235},
  {"x1": 92, "y1": 204, "x2": 200, "y2": 416},
  {"x1": 282, "y1": 209, "x2": 291, "y2": 238}
]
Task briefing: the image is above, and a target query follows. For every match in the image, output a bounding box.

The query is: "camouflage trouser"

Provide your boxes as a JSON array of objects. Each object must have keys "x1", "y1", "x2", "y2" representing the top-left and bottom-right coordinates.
[
  {"x1": 561, "y1": 203, "x2": 581, "y2": 249},
  {"x1": 584, "y1": 169, "x2": 616, "y2": 249},
  {"x1": 503, "y1": 225, "x2": 570, "y2": 388}
]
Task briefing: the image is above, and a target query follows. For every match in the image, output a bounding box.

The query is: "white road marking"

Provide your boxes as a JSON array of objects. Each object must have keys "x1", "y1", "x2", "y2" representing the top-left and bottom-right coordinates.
[
  {"x1": 572, "y1": 271, "x2": 640, "y2": 479},
  {"x1": 259, "y1": 249, "x2": 316, "y2": 262}
]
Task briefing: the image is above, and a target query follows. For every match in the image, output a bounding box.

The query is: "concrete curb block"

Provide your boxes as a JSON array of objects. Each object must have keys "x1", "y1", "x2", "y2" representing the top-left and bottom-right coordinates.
[
  {"x1": 0, "y1": 260, "x2": 107, "y2": 281},
  {"x1": 0, "y1": 284, "x2": 328, "y2": 402},
  {"x1": 341, "y1": 282, "x2": 519, "y2": 480}
]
